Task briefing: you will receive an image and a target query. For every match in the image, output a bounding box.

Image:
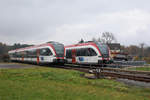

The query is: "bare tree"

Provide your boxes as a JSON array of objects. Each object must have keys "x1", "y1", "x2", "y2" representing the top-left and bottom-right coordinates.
[
  {"x1": 125, "y1": 45, "x2": 140, "y2": 56},
  {"x1": 139, "y1": 43, "x2": 145, "y2": 60},
  {"x1": 97, "y1": 37, "x2": 105, "y2": 43},
  {"x1": 92, "y1": 37, "x2": 97, "y2": 42},
  {"x1": 101, "y1": 32, "x2": 116, "y2": 43},
  {"x1": 91, "y1": 32, "x2": 117, "y2": 43}
]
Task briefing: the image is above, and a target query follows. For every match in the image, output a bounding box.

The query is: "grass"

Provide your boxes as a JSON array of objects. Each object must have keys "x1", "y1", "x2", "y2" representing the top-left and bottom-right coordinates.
[
  {"x1": 128, "y1": 66, "x2": 150, "y2": 71},
  {"x1": 0, "y1": 66, "x2": 150, "y2": 100}
]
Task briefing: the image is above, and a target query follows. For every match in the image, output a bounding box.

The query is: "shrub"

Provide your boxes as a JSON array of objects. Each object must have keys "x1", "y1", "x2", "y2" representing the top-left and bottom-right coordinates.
[{"x1": 1, "y1": 54, "x2": 10, "y2": 62}]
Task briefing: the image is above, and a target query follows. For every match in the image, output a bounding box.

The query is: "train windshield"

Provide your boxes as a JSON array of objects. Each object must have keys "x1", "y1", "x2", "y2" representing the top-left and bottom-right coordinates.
[
  {"x1": 52, "y1": 42, "x2": 64, "y2": 57},
  {"x1": 95, "y1": 42, "x2": 109, "y2": 58}
]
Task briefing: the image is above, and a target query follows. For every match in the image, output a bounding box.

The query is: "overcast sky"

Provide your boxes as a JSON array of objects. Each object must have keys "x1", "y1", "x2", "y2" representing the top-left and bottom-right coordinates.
[{"x1": 0, "y1": 0, "x2": 150, "y2": 46}]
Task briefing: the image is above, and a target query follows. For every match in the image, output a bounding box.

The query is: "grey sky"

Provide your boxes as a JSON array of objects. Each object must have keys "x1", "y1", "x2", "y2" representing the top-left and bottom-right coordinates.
[{"x1": 0, "y1": 0, "x2": 150, "y2": 46}]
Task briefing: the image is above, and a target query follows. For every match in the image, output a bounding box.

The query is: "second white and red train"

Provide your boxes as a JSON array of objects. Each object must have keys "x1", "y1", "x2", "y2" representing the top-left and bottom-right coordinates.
[{"x1": 65, "y1": 41, "x2": 112, "y2": 65}]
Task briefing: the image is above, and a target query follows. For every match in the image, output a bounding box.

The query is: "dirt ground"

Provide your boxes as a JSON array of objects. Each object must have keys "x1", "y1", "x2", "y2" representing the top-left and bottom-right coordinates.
[{"x1": 0, "y1": 63, "x2": 36, "y2": 69}]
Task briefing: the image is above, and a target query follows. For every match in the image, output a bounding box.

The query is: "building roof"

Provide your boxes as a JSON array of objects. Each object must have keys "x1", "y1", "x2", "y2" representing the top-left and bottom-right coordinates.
[{"x1": 107, "y1": 43, "x2": 120, "y2": 50}]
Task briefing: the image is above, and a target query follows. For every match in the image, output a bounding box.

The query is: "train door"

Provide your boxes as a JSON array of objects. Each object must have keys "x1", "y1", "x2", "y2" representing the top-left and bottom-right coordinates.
[
  {"x1": 37, "y1": 49, "x2": 40, "y2": 64},
  {"x1": 77, "y1": 48, "x2": 89, "y2": 64},
  {"x1": 82, "y1": 48, "x2": 98, "y2": 64},
  {"x1": 87, "y1": 48, "x2": 98, "y2": 64},
  {"x1": 72, "y1": 49, "x2": 76, "y2": 63},
  {"x1": 39, "y1": 48, "x2": 53, "y2": 63},
  {"x1": 21, "y1": 51, "x2": 24, "y2": 62}
]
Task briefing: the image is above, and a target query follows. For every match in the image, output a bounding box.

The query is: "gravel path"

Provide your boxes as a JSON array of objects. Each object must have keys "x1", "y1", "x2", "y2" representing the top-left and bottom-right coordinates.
[
  {"x1": 0, "y1": 63, "x2": 36, "y2": 69},
  {"x1": 117, "y1": 78, "x2": 150, "y2": 88}
]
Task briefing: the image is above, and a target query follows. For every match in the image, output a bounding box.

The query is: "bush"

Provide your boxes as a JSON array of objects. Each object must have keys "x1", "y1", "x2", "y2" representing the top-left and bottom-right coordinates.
[
  {"x1": 133, "y1": 56, "x2": 140, "y2": 61},
  {"x1": 143, "y1": 57, "x2": 150, "y2": 64},
  {"x1": 1, "y1": 54, "x2": 10, "y2": 62}
]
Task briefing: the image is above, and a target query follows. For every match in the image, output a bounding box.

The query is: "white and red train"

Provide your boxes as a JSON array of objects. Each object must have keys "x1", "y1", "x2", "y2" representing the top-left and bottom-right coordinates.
[
  {"x1": 8, "y1": 41, "x2": 65, "y2": 64},
  {"x1": 65, "y1": 41, "x2": 112, "y2": 65}
]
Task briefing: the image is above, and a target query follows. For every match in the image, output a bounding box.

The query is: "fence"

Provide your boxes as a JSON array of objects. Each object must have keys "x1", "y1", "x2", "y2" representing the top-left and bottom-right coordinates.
[{"x1": 106, "y1": 61, "x2": 146, "y2": 68}]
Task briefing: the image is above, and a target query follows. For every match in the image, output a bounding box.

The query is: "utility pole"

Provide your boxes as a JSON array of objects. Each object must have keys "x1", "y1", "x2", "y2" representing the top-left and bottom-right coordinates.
[{"x1": 139, "y1": 43, "x2": 145, "y2": 60}]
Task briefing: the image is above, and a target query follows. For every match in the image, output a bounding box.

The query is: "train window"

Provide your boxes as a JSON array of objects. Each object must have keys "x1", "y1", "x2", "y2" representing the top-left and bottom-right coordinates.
[
  {"x1": 18, "y1": 51, "x2": 25, "y2": 58},
  {"x1": 52, "y1": 43, "x2": 64, "y2": 56},
  {"x1": 96, "y1": 42, "x2": 109, "y2": 55},
  {"x1": 88, "y1": 48, "x2": 97, "y2": 56},
  {"x1": 85, "y1": 48, "x2": 90, "y2": 56},
  {"x1": 27, "y1": 51, "x2": 31, "y2": 57},
  {"x1": 84, "y1": 48, "x2": 89, "y2": 56},
  {"x1": 79, "y1": 49, "x2": 83, "y2": 56},
  {"x1": 9, "y1": 53, "x2": 12, "y2": 57},
  {"x1": 78, "y1": 48, "x2": 85, "y2": 56},
  {"x1": 23, "y1": 51, "x2": 28, "y2": 57},
  {"x1": 26, "y1": 51, "x2": 29, "y2": 58},
  {"x1": 66, "y1": 48, "x2": 97, "y2": 57},
  {"x1": 75, "y1": 48, "x2": 97, "y2": 56},
  {"x1": 27, "y1": 49, "x2": 37, "y2": 58},
  {"x1": 16, "y1": 52, "x2": 22, "y2": 57},
  {"x1": 12, "y1": 53, "x2": 16, "y2": 57},
  {"x1": 9, "y1": 53, "x2": 15, "y2": 57},
  {"x1": 78, "y1": 49, "x2": 81, "y2": 56},
  {"x1": 32, "y1": 50, "x2": 37, "y2": 56},
  {"x1": 66, "y1": 49, "x2": 72, "y2": 58},
  {"x1": 40, "y1": 48, "x2": 52, "y2": 56},
  {"x1": 76, "y1": 48, "x2": 86, "y2": 56},
  {"x1": 76, "y1": 49, "x2": 80, "y2": 56}
]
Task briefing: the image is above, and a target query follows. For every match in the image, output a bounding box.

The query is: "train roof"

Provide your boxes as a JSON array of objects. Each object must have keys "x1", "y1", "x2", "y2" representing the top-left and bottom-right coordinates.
[
  {"x1": 46, "y1": 41, "x2": 62, "y2": 44},
  {"x1": 65, "y1": 41, "x2": 105, "y2": 48},
  {"x1": 107, "y1": 43, "x2": 120, "y2": 50},
  {"x1": 8, "y1": 41, "x2": 62, "y2": 53}
]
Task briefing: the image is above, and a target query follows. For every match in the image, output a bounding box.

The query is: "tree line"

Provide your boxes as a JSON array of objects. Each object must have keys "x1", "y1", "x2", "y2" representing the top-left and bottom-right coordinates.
[{"x1": 0, "y1": 43, "x2": 33, "y2": 62}]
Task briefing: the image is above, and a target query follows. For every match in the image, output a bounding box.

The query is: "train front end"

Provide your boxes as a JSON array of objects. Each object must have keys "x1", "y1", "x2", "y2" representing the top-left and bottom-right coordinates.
[
  {"x1": 95, "y1": 42, "x2": 112, "y2": 64},
  {"x1": 50, "y1": 42, "x2": 66, "y2": 64}
]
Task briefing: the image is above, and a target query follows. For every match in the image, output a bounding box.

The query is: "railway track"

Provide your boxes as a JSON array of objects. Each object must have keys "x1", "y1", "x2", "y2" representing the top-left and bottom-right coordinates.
[
  {"x1": 100, "y1": 68, "x2": 150, "y2": 82},
  {"x1": 50, "y1": 64, "x2": 150, "y2": 83},
  {"x1": 50, "y1": 64, "x2": 91, "y2": 73}
]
